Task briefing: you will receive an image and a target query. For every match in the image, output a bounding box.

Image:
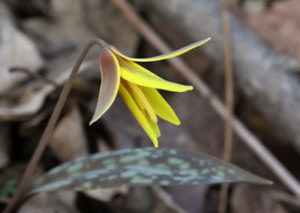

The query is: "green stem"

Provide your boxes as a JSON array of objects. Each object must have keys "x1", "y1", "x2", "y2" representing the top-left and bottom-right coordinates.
[{"x1": 4, "y1": 38, "x2": 107, "y2": 213}]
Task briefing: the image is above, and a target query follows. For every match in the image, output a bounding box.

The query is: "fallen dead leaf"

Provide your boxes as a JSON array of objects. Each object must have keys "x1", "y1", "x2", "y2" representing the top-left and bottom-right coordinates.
[
  {"x1": 151, "y1": 187, "x2": 187, "y2": 213},
  {"x1": 50, "y1": 102, "x2": 88, "y2": 162},
  {"x1": 0, "y1": 2, "x2": 44, "y2": 95},
  {"x1": 231, "y1": 185, "x2": 287, "y2": 213},
  {"x1": 0, "y1": 60, "x2": 92, "y2": 121},
  {"x1": 248, "y1": 0, "x2": 300, "y2": 61},
  {"x1": 84, "y1": 187, "x2": 128, "y2": 203},
  {"x1": 18, "y1": 190, "x2": 80, "y2": 213}
]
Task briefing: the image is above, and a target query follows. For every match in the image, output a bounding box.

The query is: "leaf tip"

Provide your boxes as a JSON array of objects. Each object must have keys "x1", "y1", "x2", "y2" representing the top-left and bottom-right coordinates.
[
  {"x1": 259, "y1": 178, "x2": 273, "y2": 186},
  {"x1": 244, "y1": 174, "x2": 273, "y2": 186}
]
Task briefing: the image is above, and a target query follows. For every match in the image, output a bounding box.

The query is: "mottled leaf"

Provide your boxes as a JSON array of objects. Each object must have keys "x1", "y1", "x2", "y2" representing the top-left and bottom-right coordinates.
[{"x1": 27, "y1": 148, "x2": 271, "y2": 195}]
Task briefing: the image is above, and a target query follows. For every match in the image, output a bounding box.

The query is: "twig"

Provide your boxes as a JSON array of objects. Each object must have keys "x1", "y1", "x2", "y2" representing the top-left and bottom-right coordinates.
[
  {"x1": 4, "y1": 39, "x2": 107, "y2": 213},
  {"x1": 272, "y1": 192, "x2": 300, "y2": 208},
  {"x1": 111, "y1": 0, "x2": 300, "y2": 197},
  {"x1": 9, "y1": 67, "x2": 58, "y2": 87},
  {"x1": 218, "y1": 6, "x2": 234, "y2": 213}
]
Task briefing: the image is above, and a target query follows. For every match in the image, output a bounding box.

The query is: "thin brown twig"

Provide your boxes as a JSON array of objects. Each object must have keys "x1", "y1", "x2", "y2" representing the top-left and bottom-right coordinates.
[
  {"x1": 9, "y1": 67, "x2": 58, "y2": 87},
  {"x1": 112, "y1": 0, "x2": 300, "y2": 198},
  {"x1": 218, "y1": 7, "x2": 234, "y2": 213},
  {"x1": 4, "y1": 38, "x2": 107, "y2": 213}
]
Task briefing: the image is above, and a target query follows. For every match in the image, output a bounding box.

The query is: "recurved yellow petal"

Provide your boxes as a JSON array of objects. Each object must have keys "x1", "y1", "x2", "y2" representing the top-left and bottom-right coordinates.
[
  {"x1": 90, "y1": 49, "x2": 120, "y2": 125},
  {"x1": 146, "y1": 115, "x2": 161, "y2": 138},
  {"x1": 119, "y1": 83, "x2": 159, "y2": 148},
  {"x1": 110, "y1": 37, "x2": 211, "y2": 62},
  {"x1": 141, "y1": 87, "x2": 181, "y2": 125},
  {"x1": 119, "y1": 60, "x2": 193, "y2": 92}
]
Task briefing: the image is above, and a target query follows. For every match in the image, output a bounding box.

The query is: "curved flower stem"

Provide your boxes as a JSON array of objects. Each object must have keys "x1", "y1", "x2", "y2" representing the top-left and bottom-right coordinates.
[{"x1": 4, "y1": 38, "x2": 107, "y2": 213}]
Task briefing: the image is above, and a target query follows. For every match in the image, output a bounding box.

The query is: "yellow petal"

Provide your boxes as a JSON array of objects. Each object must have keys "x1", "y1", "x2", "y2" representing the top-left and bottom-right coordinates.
[
  {"x1": 110, "y1": 37, "x2": 211, "y2": 62},
  {"x1": 146, "y1": 116, "x2": 161, "y2": 137},
  {"x1": 119, "y1": 83, "x2": 159, "y2": 148},
  {"x1": 119, "y1": 60, "x2": 193, "y2": 92},
  {"x1": 90, "y1": 49, "x2": 120, "y2": 125},
  {"x1": 124, "y1": 81, "x2": 158, "y2": 123},
  {"x1": 141, "y1": 87, "x2": 181, "y2": 125}
]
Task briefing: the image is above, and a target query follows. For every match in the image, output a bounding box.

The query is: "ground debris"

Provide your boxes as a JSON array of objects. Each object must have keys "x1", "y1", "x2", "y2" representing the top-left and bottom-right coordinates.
[
  {"x1": 0, "y1": 0, "x2": 299, "y2": 212},
  {"x1": 248, "y1": 0, "x2": 300, "y2": 61},
  {"x1": 0, "y1": 2, "x2": 44, "y2": 95}
]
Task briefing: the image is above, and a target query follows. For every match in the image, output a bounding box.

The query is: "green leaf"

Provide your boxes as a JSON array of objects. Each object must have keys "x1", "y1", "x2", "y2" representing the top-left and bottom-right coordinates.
[{"x1": 27, "y1": 148, "x2": 271, "y2": 195}]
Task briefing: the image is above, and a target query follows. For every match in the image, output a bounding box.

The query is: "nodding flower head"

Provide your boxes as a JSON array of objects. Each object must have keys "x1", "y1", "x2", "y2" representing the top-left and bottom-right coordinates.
[{"x1": 90, "y1": 38, "x2": 211, "y2": 148}]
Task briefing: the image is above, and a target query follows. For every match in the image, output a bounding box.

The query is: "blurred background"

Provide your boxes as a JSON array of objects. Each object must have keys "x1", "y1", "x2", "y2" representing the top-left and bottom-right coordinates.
[{"x1": 0, "y1": 0, "x2": 300, "y2": 212}]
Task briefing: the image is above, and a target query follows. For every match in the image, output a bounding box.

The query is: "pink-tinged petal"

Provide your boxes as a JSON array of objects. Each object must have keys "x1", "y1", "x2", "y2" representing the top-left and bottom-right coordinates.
[{"x1": 90, "y1": 49, "x2": 120, "y2": 125}]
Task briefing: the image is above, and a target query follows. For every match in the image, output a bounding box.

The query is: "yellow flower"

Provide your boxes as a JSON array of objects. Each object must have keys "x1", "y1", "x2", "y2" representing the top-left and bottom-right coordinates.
[{"x1": 90, "y1": 38, "x2": 211, "y2": 148}]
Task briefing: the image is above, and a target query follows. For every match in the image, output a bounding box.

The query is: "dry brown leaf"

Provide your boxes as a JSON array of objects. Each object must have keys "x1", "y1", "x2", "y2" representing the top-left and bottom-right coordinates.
[
  {"x1": 84, "y1": 187, "x2": 128, "y2": 202},
  {"x1": 0, "y1": 2, "x2": 44, "y2": 95},
  {"x1": 248, "y1": 0, "x2": 300, "y2": 61},
  {"x1": 18, "y1": 191, "x2": 79, "y2": 213},
  {"x1": 124, "y1": 187, "x2": 188, "y2": 213},
  {"x1": 151, "y1": 187, "x2": 187, "y2": 213},
  {"x1": 231, "y1": 185, "x2": 287, "y2": 213},
  {"x1": 0, "y1": 60, "x2": 92, "y2": 121},
  {"x1": 23, "y1": 0, "x2": 139, "y2": 56},
  {"x1": 50, "y1": 102, "x2": 88, "y2": 162}
]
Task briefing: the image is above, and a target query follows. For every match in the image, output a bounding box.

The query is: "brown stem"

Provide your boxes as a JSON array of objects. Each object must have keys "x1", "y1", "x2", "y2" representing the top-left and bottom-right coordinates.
[
  {"x1": 4, "y1": 38, "x2": 107, "y2": 213},
  {"x1": 9, "y1": 67, "x2": 58, "y2": 87},
  {"x1": 218, "y1": 8, "x2": 234, "y2": 213}
]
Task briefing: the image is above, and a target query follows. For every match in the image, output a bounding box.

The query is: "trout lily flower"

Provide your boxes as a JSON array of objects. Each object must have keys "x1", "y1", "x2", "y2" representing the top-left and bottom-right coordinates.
[{"x1": 90, "y1": 38, "x2": 211, "y2": 148}]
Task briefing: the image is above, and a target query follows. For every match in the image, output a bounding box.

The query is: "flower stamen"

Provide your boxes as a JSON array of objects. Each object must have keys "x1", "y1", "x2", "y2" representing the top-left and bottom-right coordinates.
[{"x1": 122, "y1": 80, "x2": 158, "y2": 123}]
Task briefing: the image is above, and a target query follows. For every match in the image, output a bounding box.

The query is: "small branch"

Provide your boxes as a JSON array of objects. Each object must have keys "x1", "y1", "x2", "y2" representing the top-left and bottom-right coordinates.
[
  {"x1": 9, "y1": 67, "x2": 58, "y2": 87},
  {"x1": 218, "y1": 6, "x2": 234, "y2": 213},
  {"x1": 112, "y1": 0, "x2": 300, "y2": 197},
  {"x1": 4, "y1": 38, "x2": 107, "y2": 213}
]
